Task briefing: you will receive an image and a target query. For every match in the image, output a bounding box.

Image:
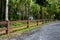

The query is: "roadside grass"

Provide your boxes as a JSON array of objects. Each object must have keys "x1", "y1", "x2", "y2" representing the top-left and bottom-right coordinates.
[
  {"x1": 9, "y1": 22, "x2": 42, "y2": 36},
  {"x1": 0, "y1": 21, "x2": 42, "y2": 38},
  {"x1": 0, "y1": 20, "x2": 51, "y2": 38}
]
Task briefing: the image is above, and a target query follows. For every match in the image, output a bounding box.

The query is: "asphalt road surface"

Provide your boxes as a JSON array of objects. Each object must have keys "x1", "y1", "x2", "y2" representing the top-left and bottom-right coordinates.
[{"x1": 4, "y1": 21, "x2": 60, "y2": 40}]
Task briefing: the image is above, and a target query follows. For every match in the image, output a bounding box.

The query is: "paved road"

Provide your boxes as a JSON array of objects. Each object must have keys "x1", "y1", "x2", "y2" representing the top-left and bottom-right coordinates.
[{"x1": 5, "y1": 21, "x2": 60, "y2": 40}]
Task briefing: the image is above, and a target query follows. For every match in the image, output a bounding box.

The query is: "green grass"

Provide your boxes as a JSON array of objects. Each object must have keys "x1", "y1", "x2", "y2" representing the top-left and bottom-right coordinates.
[
  {"x1": 0, "y1": 21, "x2": 42, "y2": 37},
  {"x1": 0, "y1": 25, "x2": 37, "y2": 38},
  {"x1": 10, "y1": 22, "x2": 27, "y2": 27},
  {"x1": 0, "y1": 20, "x2": 51, "y2": 38},
  {"x1": 0, "y1": 24, "x2": 6, "y2": 28}
]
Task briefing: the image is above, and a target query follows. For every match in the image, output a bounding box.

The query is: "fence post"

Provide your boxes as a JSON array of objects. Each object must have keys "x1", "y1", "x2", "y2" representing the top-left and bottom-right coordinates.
[
  {"x1": 42, "y1": 19, "x2": 44, "y2": 24},
  {"x1": 27, "y1": 20, "x2": 29, "y2": 28},
  {"x1": 37, "y1": 20, "x2": 38, "y2": 26},
  {"x1": 6, "y1": 21, "x2": 9, "y2": 35},
  {"x1": 27, "y1": 0, "x2": 30, "y2": 28}
]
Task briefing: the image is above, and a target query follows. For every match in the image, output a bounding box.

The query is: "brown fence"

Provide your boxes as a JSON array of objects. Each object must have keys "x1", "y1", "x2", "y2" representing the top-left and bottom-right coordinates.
[{"x1": 0, "y1": 19, "x2": 50, "y2": 35}]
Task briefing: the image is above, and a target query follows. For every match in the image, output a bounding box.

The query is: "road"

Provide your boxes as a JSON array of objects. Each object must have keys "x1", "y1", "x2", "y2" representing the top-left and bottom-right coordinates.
[{"x1": 4, "y1": 21, "x2": 60, "y2": 40}]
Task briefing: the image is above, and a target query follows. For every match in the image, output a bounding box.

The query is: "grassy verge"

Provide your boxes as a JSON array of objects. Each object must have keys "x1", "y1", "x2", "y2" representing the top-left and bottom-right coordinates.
[
  {"x1": 0, "y1": 20, "x2": 51, "y2": 38},
  {"x1": 0, "y1": 22, "x2": 42, "y2": 38}
]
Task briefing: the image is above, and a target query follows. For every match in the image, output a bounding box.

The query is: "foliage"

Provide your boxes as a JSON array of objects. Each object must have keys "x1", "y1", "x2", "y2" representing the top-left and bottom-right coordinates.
[
  {"x1": 35, "y1": 0, "x2": 48, "y2": 6},
  {"x1": 0, "y1": 0, "x2": 60, "y2": 20}
]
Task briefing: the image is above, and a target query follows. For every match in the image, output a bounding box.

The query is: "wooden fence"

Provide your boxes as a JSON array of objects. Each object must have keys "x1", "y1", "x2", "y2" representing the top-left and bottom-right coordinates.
[{"x1": 0, "y1": 19, "x2": 51, "y2": 35}]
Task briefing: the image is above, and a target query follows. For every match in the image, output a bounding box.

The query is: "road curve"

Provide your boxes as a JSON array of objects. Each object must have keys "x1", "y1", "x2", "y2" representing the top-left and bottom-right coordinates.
[{"x1": 9, "y1": 21, "x2": 60, "y2": 40}]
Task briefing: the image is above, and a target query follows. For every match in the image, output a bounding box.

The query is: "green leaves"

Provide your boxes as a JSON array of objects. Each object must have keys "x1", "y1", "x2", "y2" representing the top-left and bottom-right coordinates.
[
  {"x1": 35, "y1": 0, "x2": 48, "y2": 7},
  {"x1": 8, "y1": 0, "x2": 60, "y2": 20}
]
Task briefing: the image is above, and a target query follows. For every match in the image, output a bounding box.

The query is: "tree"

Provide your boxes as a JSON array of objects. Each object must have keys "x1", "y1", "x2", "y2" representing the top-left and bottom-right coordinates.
[
  {"x1": 35, "y1": 0, "x2": 48, "y2": 7},
  {"x1": 0, "y1": 0, "x2": 6, "y2": 21}
]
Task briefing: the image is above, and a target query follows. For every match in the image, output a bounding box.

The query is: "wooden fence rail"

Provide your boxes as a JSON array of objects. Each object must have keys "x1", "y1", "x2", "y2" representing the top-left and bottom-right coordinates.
[{"x1": 0, "y1": 19, "x2": 50, "y2": 35}]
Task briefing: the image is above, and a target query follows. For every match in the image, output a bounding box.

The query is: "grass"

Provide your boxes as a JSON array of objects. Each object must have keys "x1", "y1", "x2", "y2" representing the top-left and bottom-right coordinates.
[
  {"x1": 0, "y1": 26, "x2": 36, "y2": 38},
  {"x1": 0, "y1": 21, "x2": 42, "y2": 37},
  {"x1": 10, "y1": 22, "x2": 27, "y2": 27},
  {"x1": 0, "y1": 20, "x2": 51, "y2": 38},
  {"x1": 0, "y1": 24, "x2": 6, "y2": 28}
]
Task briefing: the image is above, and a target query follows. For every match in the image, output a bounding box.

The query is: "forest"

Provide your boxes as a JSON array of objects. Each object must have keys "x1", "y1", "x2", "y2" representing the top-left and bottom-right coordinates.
[{"x1": 0, "y1": 0, "x2": 60, "y2": 21}]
